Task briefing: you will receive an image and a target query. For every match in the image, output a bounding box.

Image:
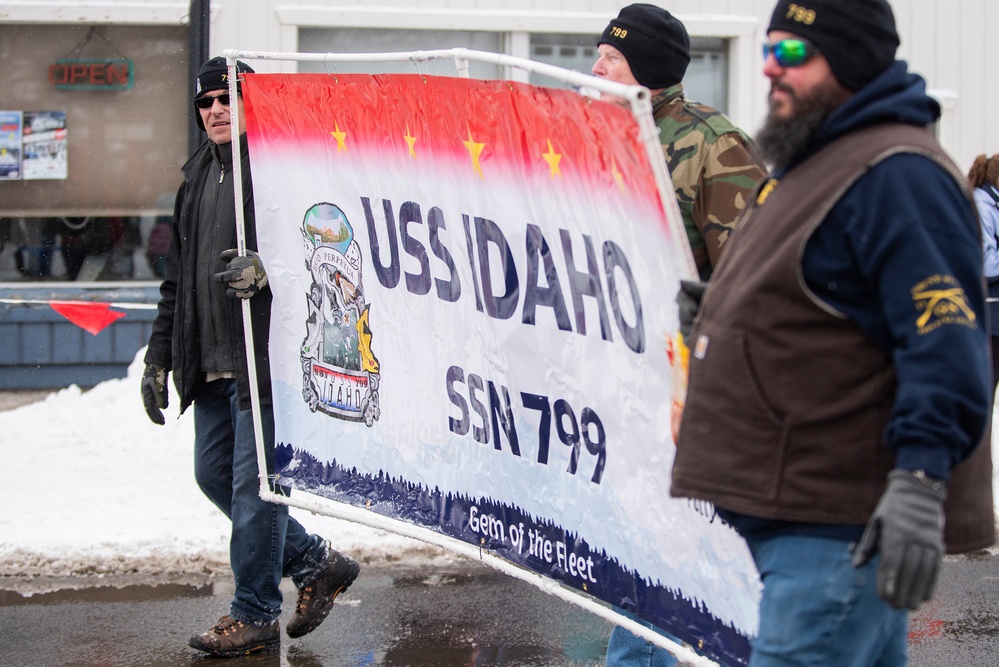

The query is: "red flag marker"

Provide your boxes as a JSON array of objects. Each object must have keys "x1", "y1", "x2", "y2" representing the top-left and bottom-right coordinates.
[{"x1": 49, "y1": 300, "x2": 126, "y2": 335}]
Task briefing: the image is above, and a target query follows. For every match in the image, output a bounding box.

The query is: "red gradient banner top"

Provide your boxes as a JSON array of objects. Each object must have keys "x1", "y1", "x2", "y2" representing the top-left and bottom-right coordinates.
[{"x1": 242, "y1": 73, "x2": 664, "y2": 212}]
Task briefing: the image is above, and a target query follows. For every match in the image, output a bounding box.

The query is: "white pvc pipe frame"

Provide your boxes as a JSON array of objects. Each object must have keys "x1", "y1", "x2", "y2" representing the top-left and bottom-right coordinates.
[{"x1": 222, "y1": 47, "x2": 712, "y2": 667}]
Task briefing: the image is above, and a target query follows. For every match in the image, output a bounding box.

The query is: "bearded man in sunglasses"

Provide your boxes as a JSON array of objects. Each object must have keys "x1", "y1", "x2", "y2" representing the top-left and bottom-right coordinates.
[
  {"x1": 672, "y1": 0, "x2": 994, "y2": 664},
  {"x1": 141, "y1": 56, "x2": 360, "y2": 657}
]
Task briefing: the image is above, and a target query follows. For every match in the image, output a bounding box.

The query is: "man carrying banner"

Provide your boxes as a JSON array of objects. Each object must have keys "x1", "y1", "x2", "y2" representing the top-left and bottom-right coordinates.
[
  {"x1": 592, "y1": 3, "x2": 765, "y2": 282},
  {"x1": 592, "y1": 5, "x2": 765, "y2": 665},
  {"x1": 673, "y1": 0, "x2": 994, "y2": 664},
  {"x1": 140, "y1": 56, "x2": 360, "y2": 657}
]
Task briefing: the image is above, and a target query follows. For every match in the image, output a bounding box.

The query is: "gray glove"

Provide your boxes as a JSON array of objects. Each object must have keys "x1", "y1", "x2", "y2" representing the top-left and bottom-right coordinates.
[
  {"x1": 140, "y1": 363, "x2": 168, "y2": 425},
  {"x1": 676, "y1": 280, "x2": 707, "y2": 340},
  {"x1": 852, "y1": 469, "x2": 947, "y2": 610},
  {"x1": 214, "y1": 248, "x2": 268, "y2": 299}
]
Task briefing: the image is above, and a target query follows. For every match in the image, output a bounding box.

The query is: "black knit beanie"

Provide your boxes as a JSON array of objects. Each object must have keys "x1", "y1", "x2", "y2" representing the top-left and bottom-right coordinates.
[
  {"x1": 193, "y1": 56, "x2": 255, "y2": 131},
  {"x1": 195, "y1": 56, "x2": 254, "y2": 100},
  {"x1": 597, "y1": 4, "x2": 691, "y2": 89},
  {"x1": 768, "y1": 0, "x2": 899, "y2": 91}
]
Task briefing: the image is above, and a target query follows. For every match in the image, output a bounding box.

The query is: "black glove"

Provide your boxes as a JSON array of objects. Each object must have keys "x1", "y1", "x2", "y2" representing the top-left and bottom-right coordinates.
[
  {"x1": 214, "y1": 248, "x2": 268, "y2": 299},
  {"x1": 141, "y1": 363, "x2": 169, "y2": 425},
  {"x1": 852, "y1": 469, "x2": 947, "y2": 610},
  {"x1": 676, "y1": 280, "x2": 708, "y2": 340}
]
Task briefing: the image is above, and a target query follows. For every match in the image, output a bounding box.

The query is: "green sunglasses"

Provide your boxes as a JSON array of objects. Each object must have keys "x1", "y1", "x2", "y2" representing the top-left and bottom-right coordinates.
[{"x1": 762, "y1": 38, "x2": 820, "y2": 67}]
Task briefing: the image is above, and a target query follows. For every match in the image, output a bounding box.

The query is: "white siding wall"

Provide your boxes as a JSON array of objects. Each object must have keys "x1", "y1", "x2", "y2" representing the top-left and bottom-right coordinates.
[{"x1": 1, "y1": 0, "x2": 994, "y2": 171}]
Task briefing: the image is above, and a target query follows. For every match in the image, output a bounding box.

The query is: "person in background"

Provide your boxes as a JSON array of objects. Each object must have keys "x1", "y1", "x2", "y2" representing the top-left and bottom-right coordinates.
[
  {"x1": 673, "y1": 1, "x2": 994, "y2": 664},
  {"x1": 968, "y1": 153, "x2": 999, "y2": 393},
  {"x1": 140, "y1": 56, "x2": 360, "y2": 657},
  {"x1": 145, "y1": 215, "x2": 172, "y2": 278},
  {"x1": 14, "y1": 217, "x2": 57, "y2": 278},
  {"x1": 592, "y1": 5, "x2": 765, "y2": 665}
]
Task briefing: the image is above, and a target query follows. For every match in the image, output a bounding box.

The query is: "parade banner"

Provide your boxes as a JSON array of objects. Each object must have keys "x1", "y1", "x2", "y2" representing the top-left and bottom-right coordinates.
[{"x1": 243, "y1": 71, "x2": 758, "y2": 665}]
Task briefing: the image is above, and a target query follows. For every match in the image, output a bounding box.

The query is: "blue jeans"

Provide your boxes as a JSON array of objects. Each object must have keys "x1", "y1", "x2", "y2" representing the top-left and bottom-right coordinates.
[
  {"x1": 605, "y1": 618, "x2": 679, "y2": 667},
  {"x1": 746, "y1": 533, "x2": 907, "y2": 666},
  {"x1": 193, "y1": 379, "x2": 329, "y2": 624}
]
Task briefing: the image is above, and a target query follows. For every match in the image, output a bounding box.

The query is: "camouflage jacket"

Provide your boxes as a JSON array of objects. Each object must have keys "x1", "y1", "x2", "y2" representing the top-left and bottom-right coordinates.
[{"x1": 653, "y1": 84, "x2": 765, "y2": 279}]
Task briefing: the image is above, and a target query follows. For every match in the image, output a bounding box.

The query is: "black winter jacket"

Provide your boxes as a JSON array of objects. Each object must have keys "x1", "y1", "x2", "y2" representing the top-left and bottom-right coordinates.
[{"x1": 144, "y1": 134, "x2": 272, "y2": 413}]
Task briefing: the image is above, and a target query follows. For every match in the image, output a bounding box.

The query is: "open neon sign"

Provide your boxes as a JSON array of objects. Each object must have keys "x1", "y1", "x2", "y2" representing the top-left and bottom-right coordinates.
[{"x1": 48, "y1": 58, "x2": 133, "y2": 90}]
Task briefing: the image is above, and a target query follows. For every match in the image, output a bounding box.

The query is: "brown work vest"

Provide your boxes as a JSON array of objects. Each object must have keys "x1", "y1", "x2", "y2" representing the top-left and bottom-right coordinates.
[{"x1": 671, "y1": 123, "x2": 995, "y2": 553}]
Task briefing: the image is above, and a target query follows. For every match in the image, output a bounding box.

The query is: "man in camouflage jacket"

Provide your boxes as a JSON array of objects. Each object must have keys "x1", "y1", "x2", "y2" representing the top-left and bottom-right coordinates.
[
  {"x1": 593, "y1": 3, "x2": 765, "y2": 280},
  {"x1": 592, "y1": 4, "x2": 765, "y2": 666}
]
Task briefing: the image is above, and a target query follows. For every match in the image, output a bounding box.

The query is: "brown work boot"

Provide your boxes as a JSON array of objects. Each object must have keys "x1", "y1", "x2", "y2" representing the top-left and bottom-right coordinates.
[
  {"x1": 286, "y1": 549, "x2": 361, "y2": 638},
  {"x1": 188, "y1": 614, "x2": 280, "y2": 657}
]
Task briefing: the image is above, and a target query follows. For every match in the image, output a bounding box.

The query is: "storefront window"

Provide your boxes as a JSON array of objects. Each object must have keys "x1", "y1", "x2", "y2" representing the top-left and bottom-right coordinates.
[
  {"x1": 0, "y1": 24, "x2": 188, "y2": 282},
  {"x1": 0, "y1": 209, "x2": 170, "y2": 281}
]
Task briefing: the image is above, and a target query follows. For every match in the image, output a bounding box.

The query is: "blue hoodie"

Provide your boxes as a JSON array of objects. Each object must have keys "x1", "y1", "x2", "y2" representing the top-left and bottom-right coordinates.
[{"x1": 798, "y1": 62, "x2": 990, "y2": 482}]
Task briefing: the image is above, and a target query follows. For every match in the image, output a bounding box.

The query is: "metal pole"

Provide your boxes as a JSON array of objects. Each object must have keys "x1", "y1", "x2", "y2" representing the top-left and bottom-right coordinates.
[{"x1": 187, "y1": 0, "x2": 211, "y2": 156}]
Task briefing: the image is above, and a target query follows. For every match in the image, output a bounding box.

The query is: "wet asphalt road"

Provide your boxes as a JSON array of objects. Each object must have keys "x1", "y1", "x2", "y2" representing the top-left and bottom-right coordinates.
[
  {"x1": 0, "y1": 559, "x2": 611, "y2": 667},
  {"x1": 1, "y1": 552, "x2": 997, "y2": 667}
]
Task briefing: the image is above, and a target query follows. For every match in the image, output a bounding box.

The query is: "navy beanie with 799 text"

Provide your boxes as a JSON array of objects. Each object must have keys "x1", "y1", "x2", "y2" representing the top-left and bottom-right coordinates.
[
  {"x1": 768, "y1": 0, "x2": 899, "y2": 91},
  {"x1": 193, "y1": 56, "x2": 255, "y2": 131},
  {"x1": 597, "y1": 4, "x2": 691, "y2": 90}
]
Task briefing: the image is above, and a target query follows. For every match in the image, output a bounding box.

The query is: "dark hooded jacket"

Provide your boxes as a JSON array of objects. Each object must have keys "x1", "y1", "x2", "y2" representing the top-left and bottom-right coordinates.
[
  {"x1": 799, "y1": 62, "x2": 989, "y2": 481},
  {"x1": 144, "y1": 134, "x2": 272, "y2": 414},
  {"x1": 672, "y1": 62, "x2": 993, "y2": 550}
]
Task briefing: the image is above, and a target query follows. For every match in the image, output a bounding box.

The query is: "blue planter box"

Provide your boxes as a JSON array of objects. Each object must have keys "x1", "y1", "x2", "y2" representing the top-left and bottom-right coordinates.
[{"x1": 0, "y1": 284, "x2": 161, "y2": 390}]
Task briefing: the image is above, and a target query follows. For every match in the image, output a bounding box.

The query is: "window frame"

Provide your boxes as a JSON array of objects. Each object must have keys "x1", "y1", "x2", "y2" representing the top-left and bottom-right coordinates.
[{"x1": 276, "y1": 8, "x2": 760, "y2": 130}]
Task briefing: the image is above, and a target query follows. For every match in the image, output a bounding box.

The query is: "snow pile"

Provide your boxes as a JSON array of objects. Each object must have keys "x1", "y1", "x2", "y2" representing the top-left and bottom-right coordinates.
[{"x1": 0, "y1": 352, "x2": 455, "y2": 585}]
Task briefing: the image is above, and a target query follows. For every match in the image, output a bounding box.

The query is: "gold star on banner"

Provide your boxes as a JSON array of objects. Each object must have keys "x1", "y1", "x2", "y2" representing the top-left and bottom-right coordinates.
[
  {"x1": 611, "y1": 158, "x2": 626, "y2": 192},
  {"x1": 404, "y1": 124, "x2": 417, "y2": 159},
  {"x1": 542, "y1": 139, "x2": 562, "y2": 178},
  {"x1": 330, "y1": 122, "x2": 348, "y2": 153},
  {"x1": 463, "y1": 126, "x2": 485, "y2": 179}
]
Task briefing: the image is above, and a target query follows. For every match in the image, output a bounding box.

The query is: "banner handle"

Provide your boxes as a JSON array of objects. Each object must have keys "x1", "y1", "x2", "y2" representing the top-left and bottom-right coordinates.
[{"x1": 224, "y1": 56, "x2": 271, "y2": 537}]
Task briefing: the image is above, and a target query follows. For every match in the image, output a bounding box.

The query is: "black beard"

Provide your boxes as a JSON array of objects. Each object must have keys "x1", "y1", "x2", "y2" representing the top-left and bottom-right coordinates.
[{"x1": 755, "y1": 82, "x2": 845, "y2": 168}]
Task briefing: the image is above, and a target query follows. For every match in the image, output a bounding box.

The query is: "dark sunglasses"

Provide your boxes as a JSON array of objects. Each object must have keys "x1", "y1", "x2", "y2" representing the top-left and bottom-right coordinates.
[
  {"x1": 762, "y1": 38, "x2": 819, "y2": 68},
  {"x1": 194, "y1": 93, "x2": 234, "y2": 110}
]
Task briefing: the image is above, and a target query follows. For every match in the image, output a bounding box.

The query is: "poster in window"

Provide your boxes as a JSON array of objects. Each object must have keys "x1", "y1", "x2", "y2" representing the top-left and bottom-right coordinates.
[
  {"x1": 23, "y1": 111, "x2": 67, "y2": 180},
  {"x1": 0, "y1": 111, "x2": 22, "y2": 180}
]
